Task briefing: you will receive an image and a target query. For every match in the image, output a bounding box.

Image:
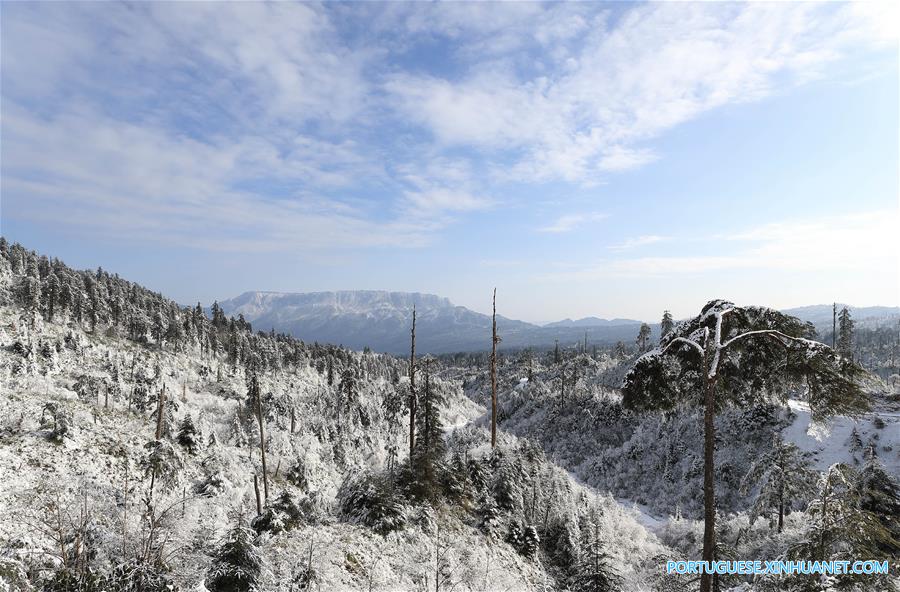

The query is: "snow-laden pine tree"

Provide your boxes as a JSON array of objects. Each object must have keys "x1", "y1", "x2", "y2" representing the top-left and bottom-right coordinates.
[
  {"x1": 799, "y1": 463, "x2": 893, "y2": 561},
  {"x1": 569, "y1": 515, "x2": 622, "y2": 592},
  {"x1": 855, "y1": 457, "x2": 900, "y2": 558},
  {"x1": 660, "y1": 310, "x2": 674, "y2": 343},
  {"x1": 622, "y1": 299, "x2": 869, "y2": 592},
  {"x1": 837, "y1": 306, "x2": 854, "y2": 359},
  {"x1": 205, "y1": 521, "x2": 264, "y2": 592},
  {"x1": 740, "y1": 435, "x2": 817, "y2": 532},
  {"x1": 177, "y1": 414, "x2": 200, "y2": 455}
]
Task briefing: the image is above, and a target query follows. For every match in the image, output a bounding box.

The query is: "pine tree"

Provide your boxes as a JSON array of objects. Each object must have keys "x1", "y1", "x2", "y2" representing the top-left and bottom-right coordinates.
[
  {"x1": 230, "y1": 411, "x2": 249, "y2": 448},
  {"x1": 799, "y1": 463, "x2": 895, "y2": 563},
  {"x1": 838, "y1": 306, "x2": 854, "y2": 358},
  {"x1": 741, "y1": 436, "x2": 816, "y2": 532},
  {"x1": 177, "y1": 415, "x2": 200, "y2": 455},
  {"x1": 407, "y1": 358, "x2": 446, "y2": 503},
  {"x1": 570, "y1": 518, "x2": 623, "y2": 592},
  {"x1": 141, "y1": 440, "x2": 183, "y2": 499},
  {"x1": 660, "y1": 310, "x2": 674, "y2": 342},
  {"x1": 635, "y1": 323, "x2": 652, "y2": 352},
  {"x1": 856, "y1": 458, "x2": 900, "y2": 557},
  {"x1": 205, "y1": 521, "x2": 264, "y2": 592},
  {"x1": 623, "y1": 300, "x2": 869, "y2": 592}
]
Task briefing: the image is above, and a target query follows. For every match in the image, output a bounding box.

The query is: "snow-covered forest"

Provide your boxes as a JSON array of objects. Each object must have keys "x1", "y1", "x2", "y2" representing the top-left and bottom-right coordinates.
[{"x1": 0, "y1": 239, "x2": 897, "y2": 592}]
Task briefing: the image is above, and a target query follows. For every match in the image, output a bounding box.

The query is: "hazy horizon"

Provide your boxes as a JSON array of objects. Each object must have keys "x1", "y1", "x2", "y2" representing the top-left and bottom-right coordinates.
[{"x1": 2, "y1": 2, "x2": 898, "y2": 322}]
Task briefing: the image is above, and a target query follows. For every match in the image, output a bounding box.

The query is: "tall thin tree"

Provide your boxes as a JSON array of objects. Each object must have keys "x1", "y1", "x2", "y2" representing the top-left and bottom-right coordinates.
[
  {"x1": 409, "y1": 305, "x2": 417, "y2": 460},
  {"x1": 490, "y1": 288, "x2": 500, "y2": 448},
  {"x1": 832, "y1": 302, "x2": 837, "y2": 350},
  {"x1": 250, "y1": 375, "x2": 269, "y2": 504}
]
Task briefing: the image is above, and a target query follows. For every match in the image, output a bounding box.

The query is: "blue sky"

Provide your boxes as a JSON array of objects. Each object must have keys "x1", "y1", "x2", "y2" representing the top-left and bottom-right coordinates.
[{"x1": 1, "y1": 1, "x2": 898, "y2": 323}]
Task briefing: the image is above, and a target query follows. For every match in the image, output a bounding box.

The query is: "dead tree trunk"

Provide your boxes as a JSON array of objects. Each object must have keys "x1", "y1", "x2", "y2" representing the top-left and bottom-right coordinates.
[
  {"x1": 154, "y1": 384, "x2": 166, "y2": 440},
  {"x1": 409, "y1": 305, "x2": 417, "y2": 460},
  {"x1": 255, "y1": 379, "x2": 269, "y2": 504},
  {"x1": 490, "y1": 288, "x2": 500, "y2": 448},
  {"x1": 832, "y1": 303, "x2": 837, "y2": 349},
  {"x1": 700, "y1": 367, "x2": 716, "y2": 592},
  {"x1": 253, "y1": 474, "x2": 262, "y2": 516}
]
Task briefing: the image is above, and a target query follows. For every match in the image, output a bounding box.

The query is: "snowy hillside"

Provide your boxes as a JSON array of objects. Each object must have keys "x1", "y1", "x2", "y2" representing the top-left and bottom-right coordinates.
[{"x1": 0, "y1": 244, "x2": 670, "y2": 592}]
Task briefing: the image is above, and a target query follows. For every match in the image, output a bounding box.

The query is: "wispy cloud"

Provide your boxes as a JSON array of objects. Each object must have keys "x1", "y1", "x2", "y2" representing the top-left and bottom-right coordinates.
[
  {"x1": 386, "y1": 2, "x2": 896, "y2": 183},
  {"x1": 1, "y1": 1, "x2": 896, "y2": 254},
  {"x1": 542, "y1": 210, "x2": 900, "y2": 280},
  {"x1": 538, "y1": 212, "x2": 608, "y2": 234},
  {"x1": 608, "y1": 235, "x2": 667, "y2": 251}
]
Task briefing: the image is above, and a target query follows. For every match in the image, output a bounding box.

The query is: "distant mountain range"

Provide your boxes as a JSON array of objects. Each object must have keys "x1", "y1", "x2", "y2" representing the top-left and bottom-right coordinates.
[
  {"x1": 217, "y1": 291, "x2": 651, "y2": 354},
  {"x1": 544, "y1": 316, "x2": 643, "y2": 328},
  {"x1": 217, "y1": 291, "x2": 899, "y2": 354},
  {"x1": 781, "y1": 304, "x2": 900, "y2": 331}
]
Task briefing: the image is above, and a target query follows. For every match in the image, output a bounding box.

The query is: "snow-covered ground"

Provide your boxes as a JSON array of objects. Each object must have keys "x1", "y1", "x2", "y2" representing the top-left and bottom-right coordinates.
[{"x1": 784, "y1": 399, "x2": 899, "y2": 474}]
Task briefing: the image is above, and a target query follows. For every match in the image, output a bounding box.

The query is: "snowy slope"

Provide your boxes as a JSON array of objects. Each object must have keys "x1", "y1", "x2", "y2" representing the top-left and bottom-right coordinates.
[
  {"x1": 0, "y1": 301, "x2": 669, "y2": 591},
  {"x1": 783, "y1": 399, "x2": 900, "y2": 475}
]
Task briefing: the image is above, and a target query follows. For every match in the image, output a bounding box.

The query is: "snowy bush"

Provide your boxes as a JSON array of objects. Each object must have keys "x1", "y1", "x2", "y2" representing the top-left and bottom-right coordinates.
[{"x1": 338, "y1": 472, "x2": 408, "y2": 535}]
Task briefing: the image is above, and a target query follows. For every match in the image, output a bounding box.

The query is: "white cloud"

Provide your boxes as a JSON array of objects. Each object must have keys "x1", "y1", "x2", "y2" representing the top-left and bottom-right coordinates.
[
  {"x1": 543, "y1": 209, "x2": 900, "y2": 280},
  {"x1": 402, "y1": 188, "x2": 492, "y2": 216},
  {"x1": 386, "y1": 2, "x2": 896, "y2": 183},
  {"x1": 609, "y1": 235, "x2": 667, "y2": 251},
  {"x1": 0, "y1": 104, "x2": 427, "y2": 252},
  {"x1": 538, "y1": 212, "x2": 608, "y2": 234}
]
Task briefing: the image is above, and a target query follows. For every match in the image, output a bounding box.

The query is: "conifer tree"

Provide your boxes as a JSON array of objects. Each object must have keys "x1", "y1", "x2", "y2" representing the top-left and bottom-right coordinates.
[
  {"x1": 623, "y1": 300, "x2": 868, "y2": 592},
  {"x1": 740, "y1": 436, "x2": 816, "y2": 532},
  {"x1": 177, "y1": 414, "x2": 200, "y2": 455},
  {"x1": 660, "y1": 310, "x2": 674, "y2": 342},
  {"x1": 570, "y1": 517, "x2": 622, "y2": 592},
  {"x1": 856, "y1": 458, "x2": 900, "y2": 557},
  {"x1": 838, "y1": 306, "x2": 854, "y2": 358},
  {"x1": 635, "y1": 323, "x2": 652, "y2": 352},
  {"x1": 206, "y1": 521, "x2": 264, "y2": 592}
]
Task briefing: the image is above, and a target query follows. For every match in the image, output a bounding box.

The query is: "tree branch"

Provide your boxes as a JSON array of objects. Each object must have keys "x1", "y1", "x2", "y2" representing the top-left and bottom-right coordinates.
[
  {"x1": 661, "y1": 336, "x2": 704, "y2": 357},
  {"x1": 721, "y1": 330, "x2": 821, "y2": 351}
]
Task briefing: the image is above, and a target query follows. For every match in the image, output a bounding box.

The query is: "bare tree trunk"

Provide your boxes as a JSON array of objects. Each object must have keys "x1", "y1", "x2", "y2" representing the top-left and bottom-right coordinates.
[
  {"x1": 700, "y1": 372, "x2": 716, "y2": 592},
  {"x1": 832, "y1": 303, "x2": 836, "y2": 350},
  {"x1": 155, "y1": 384, "x2": 166, "y2": 440},
  {"x1": 490, "y1": 288, "x2": 498, "y2": 448},
  {"x1": 122, "y1": 464, "x2": 128, "y2": 557},
  {"x1": 409, "y1": 306, "x2": 417, "y2": 460},
  {"x1": 256, "y1": 388, "x2": 269, "y2": 504},
  {"x1": 254, "y1": 474, "x2": 262, "y2": 516}
]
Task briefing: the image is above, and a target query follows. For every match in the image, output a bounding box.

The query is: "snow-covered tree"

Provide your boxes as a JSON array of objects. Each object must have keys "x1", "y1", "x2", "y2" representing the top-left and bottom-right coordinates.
[
  {"x1": 660, "y1": 310, "x2": 674, "y2": 342},
  {"x1": 177, "y1": 414, "x2": 200, "y2": 455},
  {"x1": 856, "y1": 458, "x2": 900, "y2": 558},
  {"x1": 622, "y1": 300, "x2": 869, "y2": 592},
  {"x1": 205, "y1": 521, "x2": 264, "y2": 592},
  {"x1": 569, "y1": 516, "x2": 622, "y2": 592},
  {"x1": 837, "y1": 306, "x2": 854, "y2": 358},
  {"x1": 741, "y1": 436, "x2": 816, "y2": 532}
]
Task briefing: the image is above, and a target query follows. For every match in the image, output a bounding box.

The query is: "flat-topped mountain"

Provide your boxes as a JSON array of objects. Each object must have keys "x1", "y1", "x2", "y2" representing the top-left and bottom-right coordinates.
[{"x1": 217, "y1": 291, "x2": 650, "y2": 354}]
